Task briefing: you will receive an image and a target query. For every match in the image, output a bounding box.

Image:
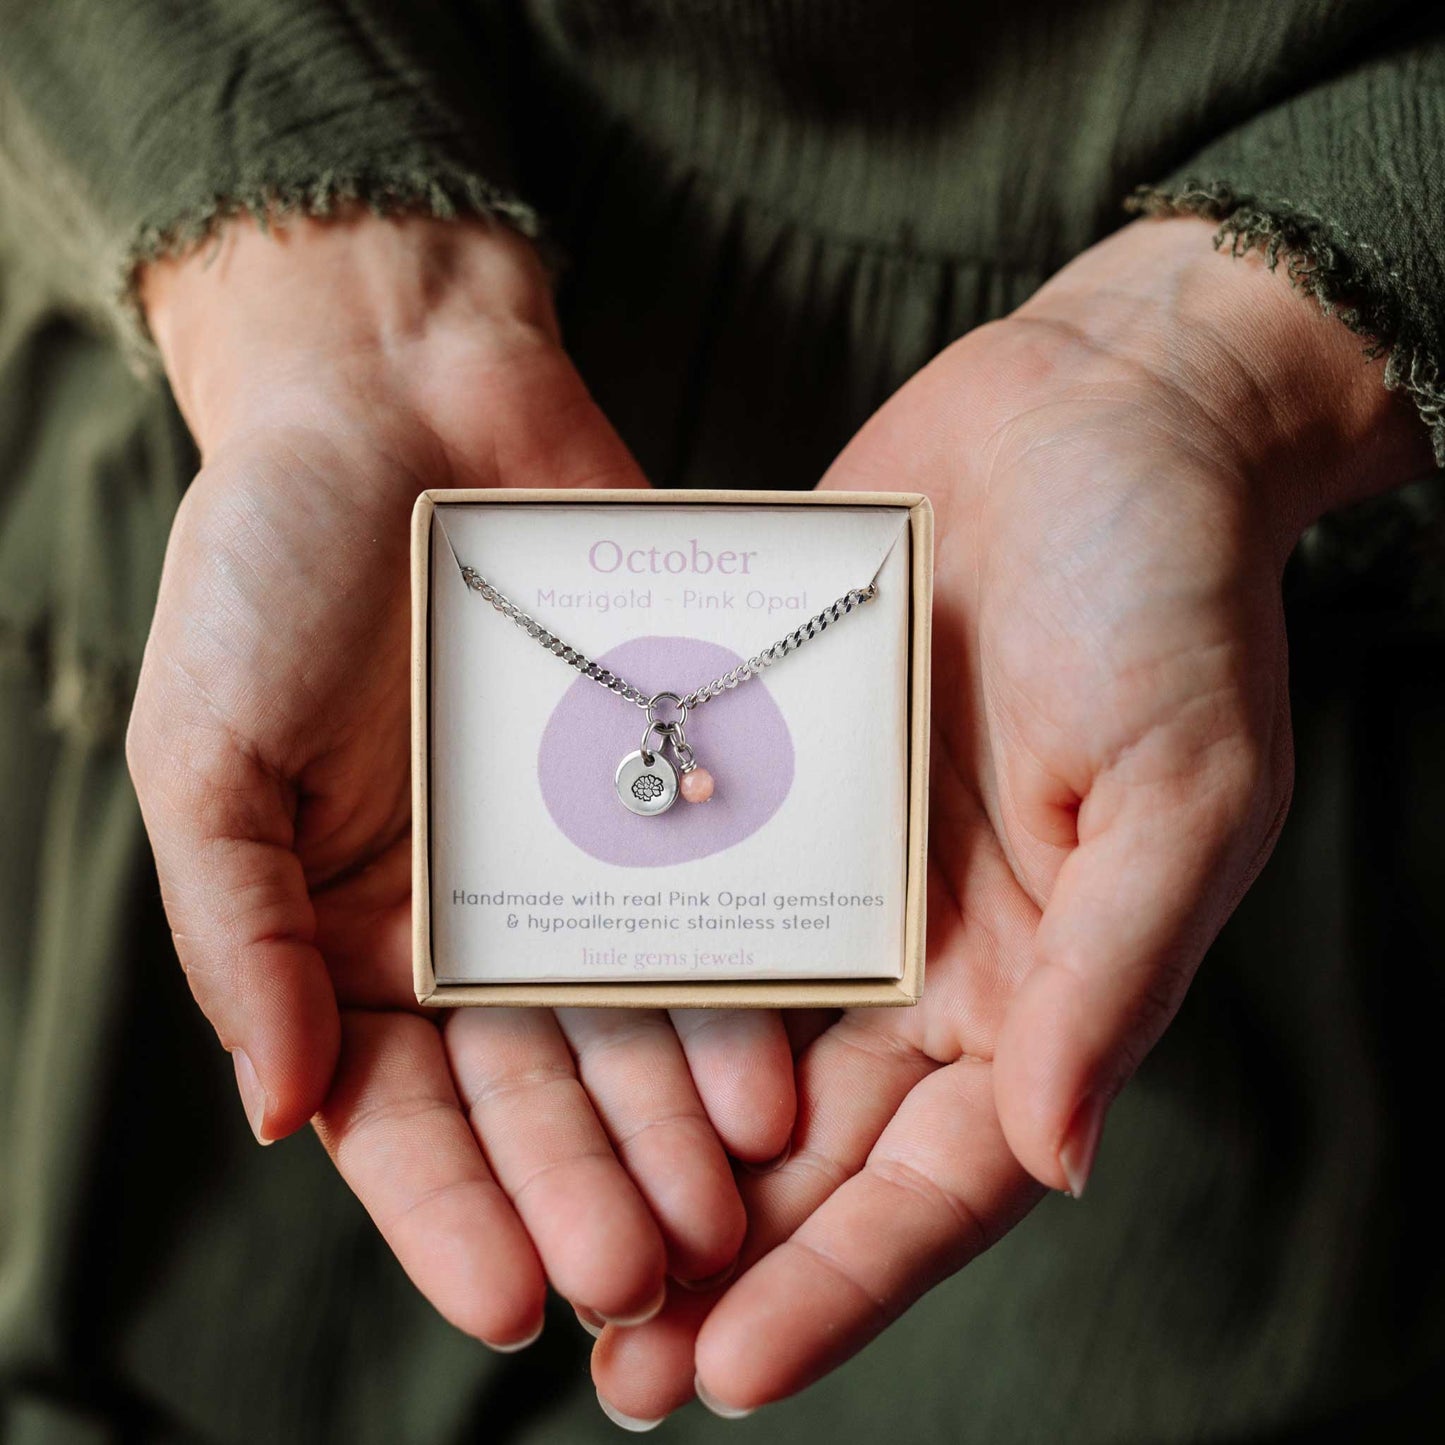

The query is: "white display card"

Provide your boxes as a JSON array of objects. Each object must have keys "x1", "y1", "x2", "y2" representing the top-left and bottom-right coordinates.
[{"x1": 427, "y1": 501, "x2": 911, "y2": 983}]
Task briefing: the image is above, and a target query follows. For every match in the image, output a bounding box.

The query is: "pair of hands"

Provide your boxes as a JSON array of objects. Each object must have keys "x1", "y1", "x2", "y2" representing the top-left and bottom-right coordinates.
[{"x1": 127, "y1": 210, "x2": 1426, "y2": 1423}]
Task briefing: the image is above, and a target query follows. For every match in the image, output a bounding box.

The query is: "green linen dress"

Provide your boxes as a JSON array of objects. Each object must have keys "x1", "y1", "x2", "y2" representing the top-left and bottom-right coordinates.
[{"x1": 2, "y1": 3, "x2": 1444, "y2": 1440}]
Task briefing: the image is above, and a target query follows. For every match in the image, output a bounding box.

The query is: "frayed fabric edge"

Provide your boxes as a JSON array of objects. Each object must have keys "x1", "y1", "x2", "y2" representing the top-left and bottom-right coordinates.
[
  {"x1": 116, "y1": 165, "x2": 545, "y2": 368},
  {"x1": 1128, "y1": 181, "x2": 1445, "y2": 469}
]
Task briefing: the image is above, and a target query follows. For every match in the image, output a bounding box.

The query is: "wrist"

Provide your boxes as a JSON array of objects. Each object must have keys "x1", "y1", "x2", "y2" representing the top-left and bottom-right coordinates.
[
  {"x1": 1015, "y1": 217, "x2": 1433, "y2": 551},
  {"x1": 141, "y1": 209, "x2": 558, "y2": 456}
]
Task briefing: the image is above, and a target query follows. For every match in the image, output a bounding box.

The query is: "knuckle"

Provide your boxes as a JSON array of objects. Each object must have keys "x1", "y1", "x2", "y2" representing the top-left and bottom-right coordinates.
[
  {"x1": 1033, "y1": 928, "x2": 1094, "y2": 987},
  {"x1": 1128, "y1": 967, "x2": 1189, "y2": 1064},
  {"x1": 123, "y1": 697, "x2": 159, "y2": 790}
]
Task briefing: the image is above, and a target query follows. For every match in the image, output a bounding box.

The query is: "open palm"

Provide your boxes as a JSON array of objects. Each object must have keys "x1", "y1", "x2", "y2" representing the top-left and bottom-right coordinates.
[
  {"x1": 127, "y1": 217, "x2": 795, "y2": 1351},
  {"x1": 590, "y1": 217, "x2": 1425, "y2": 1421}
]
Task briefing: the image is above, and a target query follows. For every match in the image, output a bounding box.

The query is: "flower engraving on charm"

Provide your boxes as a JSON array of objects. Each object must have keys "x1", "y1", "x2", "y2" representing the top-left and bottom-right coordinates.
[{"x1": 632, "y1": 773, "x2": 666, "y2": 803}]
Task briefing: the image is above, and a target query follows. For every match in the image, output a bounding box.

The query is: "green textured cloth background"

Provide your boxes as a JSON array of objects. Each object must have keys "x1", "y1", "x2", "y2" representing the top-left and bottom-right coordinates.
[{"x1": 2, "y1": 2, "x2": 1444, "y2": 1440}]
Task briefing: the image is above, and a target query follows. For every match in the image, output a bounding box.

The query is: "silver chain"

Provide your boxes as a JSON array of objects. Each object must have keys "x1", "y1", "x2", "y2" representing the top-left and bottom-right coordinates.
[{"x1": 459, "y1": 565, "x2": 878, "y2": 710}]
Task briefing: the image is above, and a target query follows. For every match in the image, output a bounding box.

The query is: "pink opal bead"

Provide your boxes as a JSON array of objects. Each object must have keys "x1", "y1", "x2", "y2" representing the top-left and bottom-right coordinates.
[{"x1": 680, "y1": 767, "x2": 715, "y2": 803}]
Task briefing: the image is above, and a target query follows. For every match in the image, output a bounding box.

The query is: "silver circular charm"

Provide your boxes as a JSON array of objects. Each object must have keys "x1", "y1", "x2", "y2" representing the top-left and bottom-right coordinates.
[{"x1": 616, "y1": 749, "x2": 678, "y2": 816}]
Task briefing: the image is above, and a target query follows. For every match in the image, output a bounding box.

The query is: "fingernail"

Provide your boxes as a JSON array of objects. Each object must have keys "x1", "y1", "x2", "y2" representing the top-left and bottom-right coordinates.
[
  {"x1": 695, "y1": 1375, "x2": 755, "y2": 1420},
  {"x1": 231, "y1": 1049, "x2": 273, "y2": 1146},
  {"x1": 487, "y1": 1318, "x2": 544, "y2": 1354},
  {"x1": 740, "y1": 1138, "x2": 792, "y2": 1175},
  {"x1": 674, "y1": 1258, "x2": 738, "y2": 1292},
  {"x1": 575, "y1": 1305, "x2": 604, "y2": 1339},
  {"x1": 596, "y1": 1390, "x2": 666, "y2": 1432},
  {"x1": 600, "y1": 1283, "x2": 666, "y2": 1327},
  {"x1": 1060, "y1": 1092, "x2": 1107, "y2": 1199}
]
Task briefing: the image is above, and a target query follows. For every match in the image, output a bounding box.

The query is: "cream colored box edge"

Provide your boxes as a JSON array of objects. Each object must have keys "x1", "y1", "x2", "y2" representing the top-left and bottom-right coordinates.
[{"x1": 411, "y1": 487, "x2": 932, "y2": 1008}]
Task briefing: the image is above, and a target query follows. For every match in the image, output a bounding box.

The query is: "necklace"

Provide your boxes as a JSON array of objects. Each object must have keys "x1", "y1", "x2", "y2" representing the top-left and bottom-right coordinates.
[{"x1": 460, "y1": 564, "x2": 879, "y2": 816}]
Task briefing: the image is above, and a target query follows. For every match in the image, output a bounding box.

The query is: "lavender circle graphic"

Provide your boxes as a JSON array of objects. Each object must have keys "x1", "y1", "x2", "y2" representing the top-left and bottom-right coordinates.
[{"x1": 539, "y1": 637, "x2": 794, "y2": 866}]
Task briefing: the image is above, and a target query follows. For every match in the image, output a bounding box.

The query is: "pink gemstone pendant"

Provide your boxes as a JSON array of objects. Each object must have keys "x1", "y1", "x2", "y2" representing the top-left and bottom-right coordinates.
[{"x1": 680, "y1": 766, "x2": 715, "y2": 804}]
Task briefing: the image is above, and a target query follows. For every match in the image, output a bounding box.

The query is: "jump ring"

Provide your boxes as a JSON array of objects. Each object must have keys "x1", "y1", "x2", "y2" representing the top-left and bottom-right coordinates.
[
  {"x1": 640, "y1": 719, "x2": 678, "y2": 761},
  {"x1": 646, "y1": 691, "x2": 687, "y2": 731}
]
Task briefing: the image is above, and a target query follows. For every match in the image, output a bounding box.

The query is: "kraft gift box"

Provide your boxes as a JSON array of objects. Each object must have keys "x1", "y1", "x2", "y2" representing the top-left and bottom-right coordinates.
[{"x1": 412, "y1": 488, "x2": 933, "y2": 1008}]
